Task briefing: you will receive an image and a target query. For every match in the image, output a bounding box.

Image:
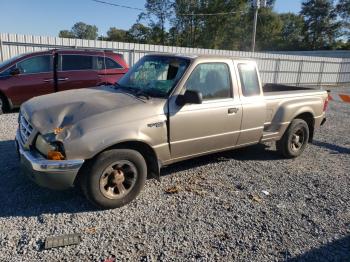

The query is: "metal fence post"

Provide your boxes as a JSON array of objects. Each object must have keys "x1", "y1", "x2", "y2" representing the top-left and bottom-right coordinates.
[
  {"x1": 0, "y1": 39, "x2": 3, "y2": 62},
  {"x1": 132, "y1": 49, "x2": 136, "y2": 66},
  {"x1": 336, "y1": 61, "x2": 342, "y2": 85},
  {"x1": 296, "y1": 60, "x2": 304, "y2": 87},
  {"x1": 317, "y1": 61, "x2": 325, "y2": 87},
  {"x1": 273, "y1": 59, "x2": 281, "y2": 84}
]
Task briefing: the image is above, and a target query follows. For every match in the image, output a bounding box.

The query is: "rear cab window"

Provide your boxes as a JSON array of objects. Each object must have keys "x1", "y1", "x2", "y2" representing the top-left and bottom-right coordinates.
[{"x1": 237, "y1": 63, "x2": 261, "y2": 97}]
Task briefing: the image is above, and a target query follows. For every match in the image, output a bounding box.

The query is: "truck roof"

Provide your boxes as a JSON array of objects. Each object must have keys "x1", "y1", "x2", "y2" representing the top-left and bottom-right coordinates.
[{"x1": 144, "y1": 53, "x2": 255, "y2": 62}]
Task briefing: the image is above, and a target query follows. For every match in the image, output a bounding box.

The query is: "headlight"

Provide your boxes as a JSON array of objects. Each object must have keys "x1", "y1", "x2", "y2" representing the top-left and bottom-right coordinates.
[
  {"x1": 35, "y1": 134, "x2": 66, "y2": 160},
  {"x1": 35, "y1": 134, "x2": 57, "y2": 156}
]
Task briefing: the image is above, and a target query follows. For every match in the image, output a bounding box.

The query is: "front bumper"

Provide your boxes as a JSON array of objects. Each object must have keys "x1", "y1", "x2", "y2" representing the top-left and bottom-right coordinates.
[{"x1": 15, "y1": 133, "x2": 84, "y2": 190}]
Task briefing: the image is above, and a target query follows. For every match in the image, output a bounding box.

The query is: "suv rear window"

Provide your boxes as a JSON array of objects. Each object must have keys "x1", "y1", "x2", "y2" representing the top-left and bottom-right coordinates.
[
  {"x1": 61, "y1": 55, "x2": 93, "y2": 71},
  {"x1": 105, "y1": 57, "x2": 123, "y2": 69}
]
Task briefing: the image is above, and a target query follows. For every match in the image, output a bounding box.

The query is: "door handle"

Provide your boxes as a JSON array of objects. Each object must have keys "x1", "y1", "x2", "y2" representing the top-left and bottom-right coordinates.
[
  {"x1": 43, "y1": 79, "x2": 53, "y2": 82},
  {"x1": 228, "y1": 108, "x2": 239, "y2": 114},
  {"x1": 58, "y1": 78, "x2": 69, "y2": 81}
]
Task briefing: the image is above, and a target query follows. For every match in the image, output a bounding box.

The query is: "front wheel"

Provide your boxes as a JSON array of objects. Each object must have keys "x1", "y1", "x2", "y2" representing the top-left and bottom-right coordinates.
[
  {"x1": 276, "y1": 119, "x2": 309, "y2": 158},
  {"x1": 81, "y1": 149, "x2": 147, "y2": 209},
  {"x1": 0, "y1": 96, "x2": 6, "y2": 115}
]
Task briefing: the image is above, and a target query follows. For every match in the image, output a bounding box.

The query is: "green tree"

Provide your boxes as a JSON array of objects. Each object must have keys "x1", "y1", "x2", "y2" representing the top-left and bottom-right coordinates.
[
  {"x1": 71, "y1": 22, "x2": 98, "y2": 40},
  {"x1": 255, "y1": 7, "x2": 283, "y2": 51},
  {"x1": 336, "y1": 0, "x2": 350, "y2": 19},
  {"x1": 277, "y1": 13, "x2": 305, "y2": 50},
  {"x1": 106, "y1": 27, "x2": 129, "y2": 42},
  {"x1": 301, "y1": 0, "x2": 341, "y2": 50},
  {"x1": 336, "y1": 0, "x2": 350, "y2": 41},
  {"x1": 138, "y1": 0, "x2": 174, "y2": 44},
  {"x1": 58, "y1": 30, "x2": 75, "y2": 38},
  {"x1": 128, "y1": 23, "x2": 151, "y2": 43},
  {"x1": 58, "y1": 22, "x2": 98, "y2": 40}
]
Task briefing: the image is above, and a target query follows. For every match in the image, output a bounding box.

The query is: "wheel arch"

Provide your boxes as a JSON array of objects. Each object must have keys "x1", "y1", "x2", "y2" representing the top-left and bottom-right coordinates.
[
  {"x1": 75, "y1": 140, "x2": 160, "y2": 186},
  {"x1": 293, "y1": 112, "x2": 315, "y2": 142}
]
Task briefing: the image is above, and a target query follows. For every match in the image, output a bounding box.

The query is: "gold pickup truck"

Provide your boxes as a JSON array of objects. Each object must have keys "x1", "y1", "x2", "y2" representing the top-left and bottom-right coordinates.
[{"x1": 16, "y1": 54, "x2": 328, "y2": 209}]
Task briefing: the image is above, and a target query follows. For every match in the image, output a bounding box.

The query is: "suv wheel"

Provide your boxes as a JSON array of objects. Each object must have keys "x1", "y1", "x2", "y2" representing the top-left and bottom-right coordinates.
[
  {"x1": 276, "y1": 119, "x2": 309, "y2": 158},
  {"x1": 81, "y1": 149, "x2": 147, "y2": 209},
  {"x1": 0, "y1": 96, "x2": 5, "y2": 115}
]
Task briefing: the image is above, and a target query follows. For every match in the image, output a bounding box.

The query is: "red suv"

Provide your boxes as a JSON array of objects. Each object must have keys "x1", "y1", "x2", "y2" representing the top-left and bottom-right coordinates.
[{"x1": 0, "y1": 49, "x2": 129, "y2": 114}]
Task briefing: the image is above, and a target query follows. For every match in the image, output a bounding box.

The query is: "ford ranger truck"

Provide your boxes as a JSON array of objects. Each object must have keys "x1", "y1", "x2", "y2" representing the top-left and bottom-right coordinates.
[{"x1": 16, "y1": 54, "x2": 328, "y2": 209}]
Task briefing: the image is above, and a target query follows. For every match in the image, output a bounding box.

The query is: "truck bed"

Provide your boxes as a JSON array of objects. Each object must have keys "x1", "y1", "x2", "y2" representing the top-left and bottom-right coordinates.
[
  {"x1": 263, "y1": 83, "x2": 316, "y2": 92},
  {"x1": 260, "y1": 83, "x2": 328, "y2": 142},
  {"x1": 262, "y1": 83, "x2": 326, "y2": 99}
]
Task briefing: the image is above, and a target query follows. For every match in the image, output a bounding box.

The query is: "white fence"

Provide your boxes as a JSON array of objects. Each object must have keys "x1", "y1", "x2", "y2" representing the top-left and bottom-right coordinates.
[{"x1": 1, "y1": 33, "x2": 350, "y2": 86}]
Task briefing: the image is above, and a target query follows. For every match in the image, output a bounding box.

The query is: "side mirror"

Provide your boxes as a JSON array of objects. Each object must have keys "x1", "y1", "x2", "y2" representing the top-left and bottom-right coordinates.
[
  {"x1": 10, "y1": 67, "x2": 20, "y2": 76},
  {"x1": 176, "y1": 90, "x2": 203, "y2": 106}
]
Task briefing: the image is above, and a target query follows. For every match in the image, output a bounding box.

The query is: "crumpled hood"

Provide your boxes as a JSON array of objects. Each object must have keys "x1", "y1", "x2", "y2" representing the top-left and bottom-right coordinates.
[{"x1": 21, "y1": 86, "x2": 164, "y2": 136}]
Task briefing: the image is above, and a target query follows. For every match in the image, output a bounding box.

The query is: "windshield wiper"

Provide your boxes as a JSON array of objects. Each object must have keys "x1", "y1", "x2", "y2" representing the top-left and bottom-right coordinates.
[
  {"x1": 114, "y1": 83, "x2": 150, "y2": 100},
  {"x1": 135, "y1": 90, "x2": 150, "y2": 100}
]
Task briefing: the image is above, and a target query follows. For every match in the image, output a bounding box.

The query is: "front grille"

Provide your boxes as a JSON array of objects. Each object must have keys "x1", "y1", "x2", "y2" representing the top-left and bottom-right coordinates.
[{"x1": 19, "y1": 114, "x2": 33, "y2": 144}]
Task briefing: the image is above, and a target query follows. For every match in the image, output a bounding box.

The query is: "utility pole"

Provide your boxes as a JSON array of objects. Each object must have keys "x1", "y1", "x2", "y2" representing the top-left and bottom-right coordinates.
[
  {"x1": 251, "y1": 0, "x2": 266, "y2": 52},
  {"x1": 251, "y1": 5, "x2": 258, "y2": 52}
]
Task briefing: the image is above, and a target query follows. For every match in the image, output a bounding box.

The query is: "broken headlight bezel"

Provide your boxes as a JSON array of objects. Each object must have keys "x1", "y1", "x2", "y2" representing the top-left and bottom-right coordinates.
[{"x1": 35, "y1": 134, "x2": 65, "y2": 159}]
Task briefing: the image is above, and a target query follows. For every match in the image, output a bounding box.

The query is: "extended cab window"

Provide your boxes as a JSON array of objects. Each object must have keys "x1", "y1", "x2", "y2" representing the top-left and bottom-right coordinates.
[
  {"x1": 185, "y1": 63, "x2": 231, "y2": 100},
  {"x1": 17, "y1": 55, "x2": 51, "y2": 74},
  {"x1": 61, "y1": 55, "x2": 93, "y2": 71},
  {"x1": 238, "y1": 63, "x2": 260, "y2": 97}
]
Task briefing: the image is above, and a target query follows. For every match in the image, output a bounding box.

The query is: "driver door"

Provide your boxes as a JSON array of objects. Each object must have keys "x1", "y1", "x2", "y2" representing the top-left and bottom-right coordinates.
[
  {"x1": 168, "y1": 61, "x2": 242, "y2": 160},
  {"x1": 5, "y1": 55, "x2": 54, "y2": 106}
]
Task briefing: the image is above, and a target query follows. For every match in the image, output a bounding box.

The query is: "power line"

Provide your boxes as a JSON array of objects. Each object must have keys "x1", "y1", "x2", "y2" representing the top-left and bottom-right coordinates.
[
  {"x1": 178, "y1": 10, "x2": 245, "y2": 16},
  {"x1": 92, "y1": 0, "x2": 245, "y2": 17},
  {"x1": 91, "y1": 0, "x2": 144, "y2": 11}
]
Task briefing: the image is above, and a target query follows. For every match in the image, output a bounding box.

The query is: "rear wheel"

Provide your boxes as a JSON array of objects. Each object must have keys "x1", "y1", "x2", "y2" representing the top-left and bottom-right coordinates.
[
  {"x1": 81, "y1": 149, "x2": 147, "y2": 209},
  {"x1": 276, "y1": 119, "x2": 309, "y2": 158}
]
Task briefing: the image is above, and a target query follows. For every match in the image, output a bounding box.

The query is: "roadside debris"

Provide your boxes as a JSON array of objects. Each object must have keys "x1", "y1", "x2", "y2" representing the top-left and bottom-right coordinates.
[
  {"x1": 103, "y1": 256, "x2": 116, "y2": 262},
  {"x1": 84, "y1": 227, "x2": 97, "y2": 234},
  {"x1": 217, "y1": 157, "x2": 230, "y2": 162},
  {"x1": 249, "y1": 194, "x2": 263, "y2": 203},
  {"x1": 262, "y1": 190, "x2": 270, "y2": 196},
  {"x1": 164, "y1": 185, "x2": 180, "y2": 194},
  {"x1": 44, "y1": 233, "x2": 81, "y2": 249},
  {"x1": 184, "y1": 186, "x2": 207, "y2": 196}
]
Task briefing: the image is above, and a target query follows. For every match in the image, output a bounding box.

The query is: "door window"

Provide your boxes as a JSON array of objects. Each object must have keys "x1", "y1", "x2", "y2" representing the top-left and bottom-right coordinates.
[
  {"x1": 237, "y1": 63, "x2": 260, "y2": 96},
  {"x1": 185, "y1": 63, "x2": 231, "y2": 100},
  {"x1": 17, "y1": 55, "x2": 51, "y2": 74},
  {"x1": 61, "y1": 55, "x2": 93, "y2": 71}
]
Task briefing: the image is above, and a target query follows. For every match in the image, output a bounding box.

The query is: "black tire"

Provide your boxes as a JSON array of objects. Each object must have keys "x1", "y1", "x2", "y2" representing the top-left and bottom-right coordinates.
[
  {"x1": 276, "y1": 119, "x2": 309, "y2": 158},
  {"x1": 0, "y1": 96, "x2": 5, "y2": 115},
  {"x1": 81, "y1": 149, "x2": 147, "y2": 209}
]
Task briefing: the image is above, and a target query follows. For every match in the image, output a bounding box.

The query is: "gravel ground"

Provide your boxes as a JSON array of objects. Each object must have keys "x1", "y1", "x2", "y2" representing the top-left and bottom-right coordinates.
[{"x1": 0, "y1": 87, "x2": 349, "y2": 262}]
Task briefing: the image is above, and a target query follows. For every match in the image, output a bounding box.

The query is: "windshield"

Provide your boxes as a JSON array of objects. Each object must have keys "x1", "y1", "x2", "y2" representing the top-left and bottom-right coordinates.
[
  {"x1": 117, "y1": 55, "x2": 190, "y2": 98},
  {"x1": 0, "y1": 54, "x2": 24, "y2": 70}
]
